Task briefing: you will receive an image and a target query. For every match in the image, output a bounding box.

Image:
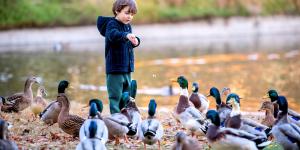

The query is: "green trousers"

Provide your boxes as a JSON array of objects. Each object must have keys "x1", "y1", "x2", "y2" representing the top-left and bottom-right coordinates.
[{"x1": 106, "y1": 73, "x2": 131, "y2": 114}]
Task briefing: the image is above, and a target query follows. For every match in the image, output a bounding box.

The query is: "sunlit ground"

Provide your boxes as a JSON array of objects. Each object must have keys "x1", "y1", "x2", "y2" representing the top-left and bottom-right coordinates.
[{"x1": 1, "y1": 49, "x2": 298, "y2": 149}]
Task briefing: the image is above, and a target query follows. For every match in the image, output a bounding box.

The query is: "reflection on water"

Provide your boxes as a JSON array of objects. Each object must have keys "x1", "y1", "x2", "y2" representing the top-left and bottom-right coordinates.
[{"x1": 0, "y1": 48, "x2": 300, "y2": 111}]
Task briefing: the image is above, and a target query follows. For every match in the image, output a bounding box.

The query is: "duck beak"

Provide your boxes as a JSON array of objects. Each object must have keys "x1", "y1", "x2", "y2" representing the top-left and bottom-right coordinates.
[
  {"x1": 82, "y1": 105, "x2": 89, "y2": 108},
  {"x1": 69, "y1": 85, "x2": 75, "y2": 89},
  {"x1": 206, "y1": 94, "x2": 211, "y2": 97},
  {"x1": 262, "y1": 94, "x2": 269, "y2": 99},
  {"x1": 170, "y1": 78, "x2": 177, "y2": 83}
]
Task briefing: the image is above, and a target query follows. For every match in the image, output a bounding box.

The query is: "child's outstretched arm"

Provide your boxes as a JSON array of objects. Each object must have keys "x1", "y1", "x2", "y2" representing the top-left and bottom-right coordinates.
[{"x1": 106, "y1": 22, "x2": 129, "y2": 42}]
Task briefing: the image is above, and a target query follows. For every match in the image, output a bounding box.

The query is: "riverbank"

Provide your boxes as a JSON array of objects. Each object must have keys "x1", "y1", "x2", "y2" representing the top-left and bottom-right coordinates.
[{"x1": 0, "y1": 16, "x2": 300, "y2": 52}]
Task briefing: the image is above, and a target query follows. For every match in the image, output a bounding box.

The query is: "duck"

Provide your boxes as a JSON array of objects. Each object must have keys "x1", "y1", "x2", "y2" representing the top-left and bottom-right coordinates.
[
  {"x1": 31, "y1": 86, "x2": 48, "y2": 118},
  {"x1": 271, "y1": 96, "x2": 300, "y2": 149},
  {"x1": 1, "y1": 76, "x2": 39, "y2": 112},
  {"x1": 57, "y1": 93, "x2": 85, "y2": 137},
  {"x1": 79, "y1": 100, "x2": 108, "y2": 144},
  {"x1": 76, "y1": 120, "x2": 107, "y2": 150},
  {"x1": 172, "y1": 76, "x2": 208, "y2": 137},
  {"x1": 189, "y1": 82, "x2": 209, "y2": 114},
  {"x1": 138, "y1": 99, "x2": 163, "y2": 150},
  {"x1": 258, "y1": 101, "x2": 275, "y2": 128},
  {"x1": 171, "y1": 131, "x2": 202, "y2": 150},
  {"x1": 206, "y1": 110, "x2": 270, "y2": 150},
  {"x1": 39, "y1": 80, "x2": 69, "y2": 125},
  {"x1": 264, "y1": 89, "x2": 300, "y2": 126},
  {"x1": 0, "y1": 119, "x2": 18, "y2": 150},
  {"x1": 122, "y1": 80, "x2": 142, "y2": 137},
  {"x1": 207, "y1": 87, "x2": 232, "y2": 126},
  {"x1": 225, "y1": 93, "x2": 271, "y2": 142},
  {"x1": 103, "y1": 105, "x2": 133, "y2": 145}
]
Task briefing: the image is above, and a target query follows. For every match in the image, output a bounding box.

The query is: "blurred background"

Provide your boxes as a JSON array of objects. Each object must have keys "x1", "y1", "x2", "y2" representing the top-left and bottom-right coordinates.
[{"x1": 1, "y1": 0, "x2": 300, "y2": 111}]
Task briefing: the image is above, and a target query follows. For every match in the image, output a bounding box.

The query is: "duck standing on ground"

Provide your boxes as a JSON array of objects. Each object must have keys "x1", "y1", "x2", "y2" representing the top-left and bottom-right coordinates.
[
  {"x1": 57, "y1": 85, "x2": 85, "y2": 137},
  {"x1": 189, "y1": 82, "x2": 209, "y2": 114},
  {"x1": 1, "y1": 76, "x2": 39, "y2": 113},
  {"x1": 207, "y1": 87, "x2": 232, "y2": 127},
  {"x1": 206, "y1": 110, "x2": 269, "y2": 150},
  {"x1": 138, "y1": 99, "x2": 163, "y2": 150},
  {"x1": 0, "y1": 119, "x2": 18, "y2": 150},
  {"x1": 76, "y1": 120, "x2": 107, "y2": 150},
  {"x1": 225, "y1": 93, "x2": 271, "y2": 145},
  {"x1": 31, "y1": 86, "x2": 47, "y2": 119},
  {"x1": 172, "y1": 76, "x2": 208, "y2": 137},
  {"x1": 39, "y1": 80, "x2": 69, "y2": 125},
  {"x1": 264, "y1": 89, "x2": 300, "y2": 126},
  {"x1": 271, "y1": 96, "x2": 300, "y2": 149},
  {"x1": 258, "y1": 101, "x2": 275, "y2": 128},
  {"x1": 171, "y1": 131, "x2": 202, "y2": 150},
  {"x1": 79, "y1": 99, "x2": 108, "y2": 144}
]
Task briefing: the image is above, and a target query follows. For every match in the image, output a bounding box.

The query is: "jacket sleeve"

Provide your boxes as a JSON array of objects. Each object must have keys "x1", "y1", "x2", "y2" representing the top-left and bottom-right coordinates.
[
  {"x1": 132, "y1": 36, "x2": 141, "y2": 48},
  {"x1": 106, "y1": 21, "x2": 129, "y2": 42}
]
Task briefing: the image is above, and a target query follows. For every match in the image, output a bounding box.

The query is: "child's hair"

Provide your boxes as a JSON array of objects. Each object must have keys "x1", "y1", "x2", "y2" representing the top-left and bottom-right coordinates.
[{"x1": 112, "y1": 0, "x2": 137, "y2": 16}]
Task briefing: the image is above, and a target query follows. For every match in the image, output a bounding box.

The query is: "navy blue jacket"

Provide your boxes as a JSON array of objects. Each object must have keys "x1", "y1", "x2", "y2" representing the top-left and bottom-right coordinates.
[{"x1": 97, "y1": 16, "x2": 140, "y2": 74}]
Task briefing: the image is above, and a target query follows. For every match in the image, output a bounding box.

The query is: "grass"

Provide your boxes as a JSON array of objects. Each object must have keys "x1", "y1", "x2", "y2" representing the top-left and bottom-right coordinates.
[{"x1": 1, "y1": 0, "x2": 300, "y2": 30}]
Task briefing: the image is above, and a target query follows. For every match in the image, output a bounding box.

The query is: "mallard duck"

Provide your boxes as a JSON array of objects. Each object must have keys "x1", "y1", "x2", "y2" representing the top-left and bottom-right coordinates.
[
  {"x1": 172, "y1": 76, "x2": 208, "y2": 137},
  {"x1": 138, "y1": 99, "x2": 163, "y2": 150},
  {"x1": 206, "y1": 110, "x2": 270, "y2": 150},
  {"x1": 258, "y1": 101, "x2": 275, "y2": 128},
  {"x1": 122, "y1": 86, "x2": 142, "y2": 137},
  {"x1": 1, "y1": 76, "x2": 39, "y2": 112},
  {"x1": 189, "y1": 82, "x2": 209, "y2": 114},
  {"x1": 0, "y1": 119, "x2": 18, "y2": 150},
  {"x1": 31, "y1": 86, "x2": 48, "y2": 118},
  {"x1": 225, "y1": 93, "x2": 270, "y2": 141},
  {"x1": 57, "y1": 93, "x2": 85, "y2": 137},
  {"x1": 207, "y1": 87, "x2": 232, "y2": 126},
  {"x1": 76, "y1": 120, "x2": 107, "y2": 150},
  {"x1": 103, "y1": 109, "x2": 132, "y2": 145},
  {"x1": 271, "y1": 96, "x2": 300, "y2": 149},
  {"x1": 171, "y1": 131, "x2": 202, "y2": 150},
  {"x1": 39, "y1": 80, "x2": 69, "y2": 125},
  {"x1": 264, "y1": 89, "x2": 300, "y2": 126},
  {"x1": 79, "y1": 99, "x2": 108, "y2": 144}
]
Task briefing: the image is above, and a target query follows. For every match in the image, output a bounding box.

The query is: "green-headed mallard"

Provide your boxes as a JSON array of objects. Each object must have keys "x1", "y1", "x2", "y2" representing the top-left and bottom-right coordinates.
[
  {"x1": 189, "y1": 82, "x2": 209, "y2": 114},
  {"x1": 39, "y1": 80, "x2": 69, "y2": 125},
  {"x1": 57, "y1": 93, "x2": 85, "y2": 137},
  {"x1": 271, "y1": 96, "x2": 300, "y2": 149},
  {"x1": 171, "y1": 131, "x2": 202, "y2": 150},
  {"x1": 122, "y1": 87, "x2": 142, "y2": 137},
  {"x1": 206, "y1": 110, "x2": 269, "y2": 150},
  {"x1": 76, "y1": 120, "x2": 107, "y2": 150},
  {"x1": 225, "y1": 93, "x2": 271, "y2": 143},
  {"x1": 0, "y1": 119, "x2": 18, "y2": 150},
  {"x1": 138, "y1": 99, "x2": 163, "y2": 150},
  {"x1": 2, "y1": 76, "x2": 39, "y2": 112},
  {"x1": 264, "y1": 89, "x2": 300, "y2": 126},
  {"x1": 172, "y1": 76, "x2": 208, "y2": 137},
  {"x1": 80, "y1": 99, "x2": 108, "y2": 144},
  {"x1": 207, "y1": 87, "x2": 232, "y2": 127},
  {"x1": 31, "y1": 86, "x2": 47, "y2": 118},
  {"x1": 258, "y1": 101, "x2": 275, "y2": 128}
]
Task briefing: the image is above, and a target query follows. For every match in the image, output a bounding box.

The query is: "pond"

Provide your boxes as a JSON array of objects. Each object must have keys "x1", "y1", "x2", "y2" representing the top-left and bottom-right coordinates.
[{"x1": 1, "y1": 37, "x2": 300, "y2": 112}]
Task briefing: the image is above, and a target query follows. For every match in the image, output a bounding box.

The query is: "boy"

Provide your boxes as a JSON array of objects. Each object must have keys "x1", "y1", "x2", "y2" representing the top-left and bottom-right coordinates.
[{"x1": 97, "y1": 0, "x2": 140, "y2": 114}]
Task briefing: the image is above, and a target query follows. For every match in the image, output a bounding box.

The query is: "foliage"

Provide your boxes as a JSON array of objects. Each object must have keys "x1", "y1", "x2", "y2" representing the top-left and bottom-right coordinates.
[{"x1": 1, "y1": 0, "x2": 300, "y2": 29}]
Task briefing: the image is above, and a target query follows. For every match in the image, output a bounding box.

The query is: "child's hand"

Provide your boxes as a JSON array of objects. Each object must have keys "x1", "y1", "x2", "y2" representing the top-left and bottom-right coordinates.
[{"x1": 127, "y1": 33, "x2": 138, "y2": 46}]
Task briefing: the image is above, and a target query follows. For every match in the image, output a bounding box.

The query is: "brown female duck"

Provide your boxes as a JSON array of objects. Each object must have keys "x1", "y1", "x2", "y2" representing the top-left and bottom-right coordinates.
[
  {"x1": 57, "y1": 94, "x2": 85, "y2": 137},
  {"x1": 2, "y1": 76, "x2": 39, "y2": 113},
  {"x1": 259, "y1": 101, "x2": 275, "y2": 128},
  {"x1": 0, "y1": 119, "x2": 18, "y2": 150},
  {"x1": 171, "y1": 131, "x2": 202, "y2": 150}
]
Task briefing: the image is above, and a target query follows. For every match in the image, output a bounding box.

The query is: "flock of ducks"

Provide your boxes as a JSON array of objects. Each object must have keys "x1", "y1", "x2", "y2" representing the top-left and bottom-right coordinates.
[{"x1": 0, "y1": 75, "x2": 300, "y2": 150}]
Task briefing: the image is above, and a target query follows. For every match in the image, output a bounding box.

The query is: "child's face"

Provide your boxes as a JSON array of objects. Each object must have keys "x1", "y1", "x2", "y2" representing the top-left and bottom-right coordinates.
[{"x1": 115, "y1": 6, "x2": 134, "y2": 24}]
